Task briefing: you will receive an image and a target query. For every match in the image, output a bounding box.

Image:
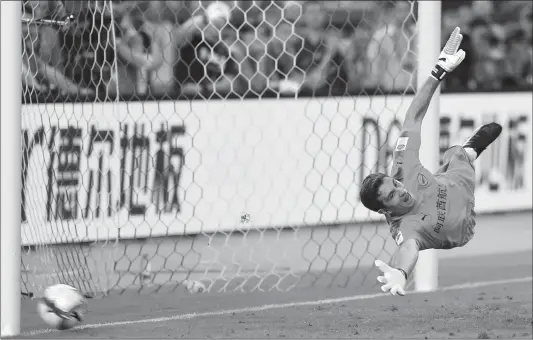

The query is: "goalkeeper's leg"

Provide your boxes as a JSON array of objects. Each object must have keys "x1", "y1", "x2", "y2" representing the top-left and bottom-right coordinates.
[
  {"x1": 436, "y1": 122, "x2": 502, "y2": 195},
  {"x1": 463, "y1": 122, "x2": 503, "y2": 162}
]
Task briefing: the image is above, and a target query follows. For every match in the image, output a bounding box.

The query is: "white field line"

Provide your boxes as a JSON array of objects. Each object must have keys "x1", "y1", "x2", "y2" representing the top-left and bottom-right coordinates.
[{"x1": 22, "y1": 276, "x2": 532, "y2": 337}]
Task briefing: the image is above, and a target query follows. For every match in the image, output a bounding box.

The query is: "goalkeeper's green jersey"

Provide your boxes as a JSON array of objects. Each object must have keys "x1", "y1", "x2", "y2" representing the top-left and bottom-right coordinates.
[{"x1": 386, "y1": 130, "x2": 477, "y2": 250}]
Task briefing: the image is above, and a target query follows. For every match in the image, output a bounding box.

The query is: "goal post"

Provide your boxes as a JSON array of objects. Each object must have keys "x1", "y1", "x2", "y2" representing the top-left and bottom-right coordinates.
[
  {"x1": 1, "y1": 1, "x2": 23, "y2": 337},
  {"x1": 414, "y1": 0, "x2": 441, "y2": 292}
]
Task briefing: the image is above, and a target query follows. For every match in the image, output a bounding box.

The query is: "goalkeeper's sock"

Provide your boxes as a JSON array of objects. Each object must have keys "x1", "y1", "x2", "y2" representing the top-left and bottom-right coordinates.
[{"x1": 463, "y1": 122, "x2": 502, "y2": 159}]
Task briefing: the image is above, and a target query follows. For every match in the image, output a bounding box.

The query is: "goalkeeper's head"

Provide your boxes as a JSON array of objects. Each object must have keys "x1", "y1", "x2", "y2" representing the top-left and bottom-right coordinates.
[{"x1": 359, "y1": 173, "x2": 415, "y2": 216}]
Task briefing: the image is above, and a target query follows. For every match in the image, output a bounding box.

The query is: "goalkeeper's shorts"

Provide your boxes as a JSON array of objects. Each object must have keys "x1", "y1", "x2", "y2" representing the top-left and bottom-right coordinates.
[{"x1": 436, "y1": 145, "x2": 476, "y2": 195}]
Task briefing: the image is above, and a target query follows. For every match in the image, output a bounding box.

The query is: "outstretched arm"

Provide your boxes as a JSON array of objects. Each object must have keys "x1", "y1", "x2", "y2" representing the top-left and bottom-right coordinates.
[
  {"x1": 376, "y1": 218, "x2": 440, "y2": 296},
  {"x1": 375, "y1": 238, "x2": 422, "y2": 297},
  {"x1": 402, "y1": 77, "x2": 440, "y2": 132},
  {"x1": 403, "y1": 27, "x2": 466, "y2": 133},
  {"x1": 390, "y1": 238, "x2": 420, "y2": 278}
]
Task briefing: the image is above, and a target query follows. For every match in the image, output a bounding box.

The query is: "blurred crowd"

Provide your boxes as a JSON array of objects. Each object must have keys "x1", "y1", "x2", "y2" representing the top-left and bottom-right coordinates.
[{"x1": 21, "y1": 0, "x2": 532, "y2": 103}]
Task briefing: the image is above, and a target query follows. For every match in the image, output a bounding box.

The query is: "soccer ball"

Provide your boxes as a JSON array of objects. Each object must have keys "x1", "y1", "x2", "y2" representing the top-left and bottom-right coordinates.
[{"x1": 36, "y1": 284, "x2": 86, "y2": 330}]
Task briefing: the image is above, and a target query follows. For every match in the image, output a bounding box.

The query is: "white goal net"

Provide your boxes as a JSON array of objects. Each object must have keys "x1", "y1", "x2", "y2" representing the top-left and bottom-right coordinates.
[{"x1": 20, "y1": 0, "x2": 417, "y2": 297}]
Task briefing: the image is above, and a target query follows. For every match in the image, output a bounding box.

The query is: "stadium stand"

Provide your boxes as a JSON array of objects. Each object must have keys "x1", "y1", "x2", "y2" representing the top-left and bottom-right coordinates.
[{"x1": 21, "y1": 0, "x2": 532, "y2": 103}]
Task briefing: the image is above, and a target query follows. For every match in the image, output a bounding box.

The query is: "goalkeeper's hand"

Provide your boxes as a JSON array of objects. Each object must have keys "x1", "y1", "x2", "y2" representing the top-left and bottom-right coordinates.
[
  {"x1": 375, "y1": 260, "x2": 407, "y2": 296},
  {"x1": 431, "y1": 27, "x2": 466, "y2": 81}
]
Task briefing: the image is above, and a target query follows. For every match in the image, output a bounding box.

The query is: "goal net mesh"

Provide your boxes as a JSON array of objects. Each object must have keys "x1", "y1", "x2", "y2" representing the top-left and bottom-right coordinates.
[{"x1": 20, "y1": 0, "x2": 417, "y2": 297}]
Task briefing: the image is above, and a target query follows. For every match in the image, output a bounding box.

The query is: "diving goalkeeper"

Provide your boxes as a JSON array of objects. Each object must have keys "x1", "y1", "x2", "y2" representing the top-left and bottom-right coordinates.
[{"x1": 359, "y1": 27, "x2": 502, "y2": 296}]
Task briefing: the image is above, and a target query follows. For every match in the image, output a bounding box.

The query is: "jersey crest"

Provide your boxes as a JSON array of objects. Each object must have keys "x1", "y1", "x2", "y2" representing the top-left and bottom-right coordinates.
[{"x1": 417, "y1": 173, "x2": 429, "y2": 187}]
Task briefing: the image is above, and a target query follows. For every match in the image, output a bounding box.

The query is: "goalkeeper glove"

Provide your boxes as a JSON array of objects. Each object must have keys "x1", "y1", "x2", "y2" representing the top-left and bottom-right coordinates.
[
  {"x1": 375, "y1": 260, "x2": 407, "y2": 296},
  {"x1": 431, "y1": 27, "x2": 466, "y2": 81}
]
